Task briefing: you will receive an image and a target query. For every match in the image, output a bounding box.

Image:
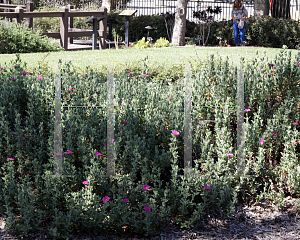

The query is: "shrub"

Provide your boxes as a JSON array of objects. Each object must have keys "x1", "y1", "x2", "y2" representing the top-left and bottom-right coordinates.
[
  {"x1": 153, "y1": 37, "x2": 172, "y2": 48},
  {"x1": 132, "y1": 37, "x2": 151, "y2": 49},
  {"x1": 207, "y1": 16, "x2": 300, "y2": 48},
  {"x1": 0, "y1": 20, "x2": 63, "y2": 54}
]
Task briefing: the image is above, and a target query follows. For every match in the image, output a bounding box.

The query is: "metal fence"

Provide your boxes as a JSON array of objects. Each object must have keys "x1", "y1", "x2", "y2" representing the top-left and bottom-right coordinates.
[
  {"x1": 3, "y1": 0, "x2": 300, "y2": 22},
  {"x1": 124, "y1": 0, "x2": 300, "y2": 23}
]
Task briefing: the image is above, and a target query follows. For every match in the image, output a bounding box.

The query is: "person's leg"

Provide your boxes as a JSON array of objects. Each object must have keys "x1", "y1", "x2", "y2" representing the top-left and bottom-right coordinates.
[
  {"x1": 233, "y1": 21, "x2": 239, "y2": 46},
  {"x1": 240, "y1": 21, "x2": 246, "y2": 46}
]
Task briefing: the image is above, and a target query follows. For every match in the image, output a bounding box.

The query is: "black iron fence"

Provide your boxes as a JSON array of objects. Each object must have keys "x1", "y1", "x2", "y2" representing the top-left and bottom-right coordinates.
[
  {"x1": 2, "y1": 0, "x2": 300, "y2": 22},
  {"x1": 124, "y1": 0, "x2": 300, "y2": 23}
]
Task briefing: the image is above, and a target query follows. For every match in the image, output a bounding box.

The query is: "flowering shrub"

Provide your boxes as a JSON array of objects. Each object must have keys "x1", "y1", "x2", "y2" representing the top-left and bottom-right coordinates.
[{"x1": 0, "y1": 50, "x2": 299, "y2": 239}]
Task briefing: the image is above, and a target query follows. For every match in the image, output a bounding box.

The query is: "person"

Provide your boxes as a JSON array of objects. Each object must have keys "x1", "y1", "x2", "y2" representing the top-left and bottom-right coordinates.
[{"x1": 232, "y1": 0, "x2": 248, "y2": 47}]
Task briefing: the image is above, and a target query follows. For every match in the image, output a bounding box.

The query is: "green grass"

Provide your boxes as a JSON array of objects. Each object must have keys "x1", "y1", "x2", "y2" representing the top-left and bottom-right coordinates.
[{"x1": 0, "y1": 46, "x2": 298, "y2": 74}]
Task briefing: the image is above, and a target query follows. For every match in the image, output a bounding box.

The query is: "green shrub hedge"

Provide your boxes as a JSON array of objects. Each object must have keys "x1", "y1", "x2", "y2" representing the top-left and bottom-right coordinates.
[
  {"x1": 0, "y1": 20, "x2": 63, "y2": 54},
  {"x1": 207, "y1": 15, "x2": 300, "y2": 48}
]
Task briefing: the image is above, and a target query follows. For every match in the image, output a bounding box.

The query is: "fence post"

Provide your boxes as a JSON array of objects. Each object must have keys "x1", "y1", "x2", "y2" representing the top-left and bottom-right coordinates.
[
  {"x1": 67, "y1": 5, "x2": 74, "y2": 44},
  {"x1": 26, "y1": 1, "x2": 33, "y2": 28},
  {"x1": 60, "y1": 6, "x2": 69, "y2": 51},
  {"x1": 15, "y1": 6, "x2": 23, "y2": 24},
  {"x1": 99, "y1": 6, "x2": 107, "y2": 49}
]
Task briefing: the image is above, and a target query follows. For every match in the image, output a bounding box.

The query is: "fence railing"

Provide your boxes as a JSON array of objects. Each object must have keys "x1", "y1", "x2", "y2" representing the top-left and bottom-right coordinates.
[
  {"x1": 52, "y1": 61, "x2": 248, "y2": 180},
  {"x1": 0, "y1": 4, "x2": 108, "y2": 50}
]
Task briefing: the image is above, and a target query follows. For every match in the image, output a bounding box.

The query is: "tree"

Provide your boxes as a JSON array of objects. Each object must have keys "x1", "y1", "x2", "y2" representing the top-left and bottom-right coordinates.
[
  {"x1": 171, "y1": 0, "x2": 189, "y2": 46},
  {"x1": 271, "y1": 0, "x2": 291, "y2": 19}
]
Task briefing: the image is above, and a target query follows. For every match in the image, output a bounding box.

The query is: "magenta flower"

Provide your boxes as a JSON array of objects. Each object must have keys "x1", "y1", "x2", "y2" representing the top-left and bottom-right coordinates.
[
  {"x1": 293, "y1": 122, "x2": 298, "y2": 125},
  {"x1": 158, "y1": 215, "x2": 161, "y2": 217},
  {"x1": 69, "y1": 88, "x2": 75, "y2": 90},
  {"x1": 121, "y1": 103, "x2": 124, "y2": 106},
  {"x1": 37, "y1": 75, "x2": 43, "y2": 79},
  {"x1": 29, "y1": 72, "x2": 33, "y2": 75},
  {"x1": 124, "y1": 199, "x2": 129, "y2": 203},
  {"x1": 96, "y1": 152, "x2": 102, "y2": 156},
  {"x1": 205, "y1": 185, "x2": 210, "y2": 189},
  {"x1": 134, "y1": 235, "x2": 138, "y2": 238},
  {"x1": 245, "y1": 108, "x2": 250, "y2": 112},
  {"x1": 83, "y1": 181, "x2": 89, "y2": 185},
  {"x1": 0, "y1": 66, "x2": 2, "y2": 70},
  {"x1": 172, "y1": 131, "x2": 179, "y2": 135},
  {"x1": 103, "y1": 196, "x2": 110, "y2": 203},
  {"x1": 129, "y1": 72, "x2": 133, "y2": 75},
  {"x1": 143, "y1": 74, "x2": 149, "y2": 77},
  {"x1": 227, "y1": 154, "x2": 234, "y2": 157},
  {"x1": 126, "y1": 68, "x2": 129, "y2": 71},
  {"x1": 143, "y1": 184, "x2": 150, "y2": 190},
  {"x1": 65, "y1": 151, "x2": 73, "y2": 154},
  {"x1": 12, "y1": 78, "x2": 16, "y2": 81},
  {"x1": 126, "y1": 81, "x2": 129, "y2": 83},
  {"x1": 82, "y1": 74, "x2": 85, "y2": 77},
  {"x1": 23, "y1": 72, "x2": 27, "y2": 76},
  {"x1": 269, "y1": 63, "x2": 275, "y2": 66},
  {"x1": 168, "y1": 97, "x2": 172, "y2": 99},
  {"x1": 273, "y1": 133, "x2": 277, "y2": 136},
  {"x1": 260, "y1": 139, "x2": 265, "y2": 145},
  {"x1": 13, "y1": 65, "x2": 17, "y2": 68},
  {"x1": 260, "y1": 68, "x2": 263, "y2": 70},
  {"x1": 265, "y1": 74, "x2": 268, "y2": 76},
  {"x1": 144, "y1": 206, "x2": 151, "y2": 212},
  {"x1": 123, "y1": 121, "x2": 129, "y2": 123},
  {"x1": 112, "y1": 139, "x2": 115, "y2": 143},
  {"x1": 298, "y1": 63, "x2": 300, "y2": 65},
  {"x1": 140, "y1": 91, "x2": 142, "y2": 93},
  {"x1": 8, "y1": 158, "x2": 14, "y2": 161}
]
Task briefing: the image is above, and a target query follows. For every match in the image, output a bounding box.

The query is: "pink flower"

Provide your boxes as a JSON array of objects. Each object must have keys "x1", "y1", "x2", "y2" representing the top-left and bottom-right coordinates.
[
  {"x1": 12, "y1": 78, "x2": 16, "y2": 81},
  {"x1": 260, "y1": 68, "x2": 263, "y2": 70},
  {"x1": 126, "y1": 81, "x2": 129, "y2": 83},
  {"x1": 143, "y1": 185, "x2": 150, "y2": 190},
  {"x1": 227, "y1": 154, "x2": 234, "y2": 157},
  {"x1": 172, "y1": 131, "x2": 179, "y2": 135},
  {"x1": 29, "y1": 72, "x2": 33, "y2": 75},
  {"x1": 103, "y1": 196, "x2": 110, "y2": 203},
  {"x1": 82, "y1": 181, "x2": 89, "y2": 185},
  {"x1": 158, "y1": 215, "x2": 161, "y2": 217},
  {"x1": 205, "y1": 185, "x2": 210, "y2": 190},
  {"x1": 22, "y1": 72, "x2": 27, "y2": 76},
  {"x1": 112, "y1": 139, "x2": 115, "y2": 143},
  {"x1": 260, "y1": 139, "x2": 265, "y2": 145},
  {"x1": 123, "y1": 121, "x2": 129, "y2": 123},
  {"x1": 298, "y1": 63, "x2": 300, "y2": 65},
  {"x1": 245, "y1": 108, "x2": 250, "y2": 112},
  {"x1": 95, "y1": 152, "x2": 102, "y2": 155},
  {"x1": 0, "y1": 66, "x2": 2, "y2": 70},
  {"x1": 121, "y1": 104, "x2": 124, "y2": 106},
  {"x1": 168, "y1": 97, "x2": 172, "y2": 99},
  {"x1": 124, "y1": 199, "x2": 129, "y2": 203},
  {"x1": 126, "y1": 68, "x2": 129, "y2": 71},
  {"x1": 65, "y1": 151, "x2": 73, "y2": 154},
  {"x1": 273, "y1": 133, "x2": 277, "y2": 136},
  {"x1": 144, "y1": 206, "x2": 151, "y2": 212},
  {"x1": 8, "y1": 158, "x2": 14, "y2": 161},
  {"x1": 129, "y1": 72, "x2": 133, "y2": 75},
  {"x1": 82, "y1": 75, "x2": 85, "y2": 77},
  {"x1": 293, "y1": 122, "x2": 298, "y2": 125},
  {"x1": 265, "y1": 74, "x2": 268, "y2": 76},
  {"x1": 143, "y1": 74, "x2": 149, "y2": 77},
  {"x1": 37, "y1": 75, "x2": 43, "y2": 79}
]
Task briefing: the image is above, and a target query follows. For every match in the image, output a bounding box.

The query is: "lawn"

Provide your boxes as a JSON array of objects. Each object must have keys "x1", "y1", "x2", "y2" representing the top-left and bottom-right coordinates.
[{"x1": 0, "y1": 46, "x2": 298, "y2": 74}]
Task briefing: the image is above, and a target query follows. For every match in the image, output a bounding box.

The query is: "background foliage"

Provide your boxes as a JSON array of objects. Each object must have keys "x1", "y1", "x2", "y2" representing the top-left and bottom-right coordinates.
[{"x1": 0, "y1": 20, "x2": 63, "y2": 54}]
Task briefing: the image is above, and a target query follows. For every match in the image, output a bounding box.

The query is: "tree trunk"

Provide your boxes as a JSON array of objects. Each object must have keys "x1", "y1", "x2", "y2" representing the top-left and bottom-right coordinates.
[
  {"x1": 271, "y1": 0, "x2": 291, "y2": 19},
  {"x1": 171, "y1": 0, "x2": 189, "y2": 46},
  {"x1": 254, "y1": 0, "x2": 270, "y2": 19},
  {"x1": 102, "y1": 0, "x2": 117, "y2": 12}
]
